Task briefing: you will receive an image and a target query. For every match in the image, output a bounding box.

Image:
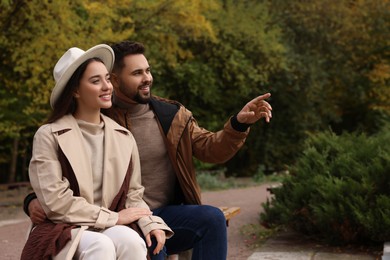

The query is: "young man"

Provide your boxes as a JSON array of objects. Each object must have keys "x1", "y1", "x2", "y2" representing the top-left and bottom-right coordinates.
[{"x1": 26, "y1": 40, "x2": 272, "y2": 259}]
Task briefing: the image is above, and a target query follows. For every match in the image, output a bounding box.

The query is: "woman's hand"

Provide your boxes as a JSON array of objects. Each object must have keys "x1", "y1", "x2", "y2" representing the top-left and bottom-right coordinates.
[
  {"x1": 145, "y1": 229, "x2": 167, "y2": 255},
  {"x1": 116, "y1": 207, "x2": 152, "y2": 225},
  {"x1": 28, "y1": 199, "x2": 47, "y2": 224}
]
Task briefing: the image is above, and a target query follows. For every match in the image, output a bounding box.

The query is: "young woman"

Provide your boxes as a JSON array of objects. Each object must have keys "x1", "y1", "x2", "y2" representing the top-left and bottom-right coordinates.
[{"x1": 21, "y1": 44, "x2": 172, "y2": 260}]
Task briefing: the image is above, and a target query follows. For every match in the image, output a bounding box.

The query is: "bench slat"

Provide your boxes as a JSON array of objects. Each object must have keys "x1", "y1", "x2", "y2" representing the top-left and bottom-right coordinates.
[{"x1": 219, "y1": 206, "x2": 241, "y2": 221}]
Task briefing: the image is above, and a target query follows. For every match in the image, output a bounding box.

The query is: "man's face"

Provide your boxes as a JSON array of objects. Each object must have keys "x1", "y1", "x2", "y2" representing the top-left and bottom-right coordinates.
[{"x1": 114, "y1": 54, "x2": 153, "y2": 104}]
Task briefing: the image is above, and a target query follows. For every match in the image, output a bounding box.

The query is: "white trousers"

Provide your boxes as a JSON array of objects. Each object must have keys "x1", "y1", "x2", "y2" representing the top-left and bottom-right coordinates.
[{"x1": 75, "y1": 225, "x2": 147, "y2": 259}]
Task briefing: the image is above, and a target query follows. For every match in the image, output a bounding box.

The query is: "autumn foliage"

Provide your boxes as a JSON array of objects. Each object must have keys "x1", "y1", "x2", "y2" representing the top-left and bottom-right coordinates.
[{"x1": 0, "y1": 0, "x2": 389, "y2": 182}]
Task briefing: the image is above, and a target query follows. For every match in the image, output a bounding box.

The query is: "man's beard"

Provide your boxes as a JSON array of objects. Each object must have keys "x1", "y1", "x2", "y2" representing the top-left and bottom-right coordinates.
[
  {"x1": 118, "y1": 81, "x2": 152, "y2": 104},
  {"x1": 134, "y1": 89, "x2": 151, "y2": 104}
]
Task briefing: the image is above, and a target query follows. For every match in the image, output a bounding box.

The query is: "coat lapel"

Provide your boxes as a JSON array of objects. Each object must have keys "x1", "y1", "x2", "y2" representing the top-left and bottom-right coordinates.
[
  {"x1": 51, "y1": 115, "x2": 94, "y2": 203},
  {"x1": 51, "y1": 114, "x2": 132, "y2": 207},
  {"x1": 100, "y1": 115, "x2": 132, "y2": 208}
]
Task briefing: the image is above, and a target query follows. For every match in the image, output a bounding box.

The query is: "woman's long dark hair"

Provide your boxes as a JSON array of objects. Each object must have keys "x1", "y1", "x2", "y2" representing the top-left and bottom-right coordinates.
[{"x1": 46, "y1": 57, "x2": 104, "y2": 123}]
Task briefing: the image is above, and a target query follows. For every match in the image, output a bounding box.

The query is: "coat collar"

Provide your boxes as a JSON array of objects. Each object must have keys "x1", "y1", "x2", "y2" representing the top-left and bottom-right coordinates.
[{"x1": 51, "y1": 114, "x2": 132, "y2": 206}]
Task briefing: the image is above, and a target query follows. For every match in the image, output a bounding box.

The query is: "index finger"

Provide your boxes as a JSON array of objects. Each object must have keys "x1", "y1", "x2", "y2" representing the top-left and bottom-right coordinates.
[
  {"x1": 248, "y1": 93, "x2": 271, "y2": 106},
  {"x1": 145, "y1": 233, "x2": 152, "y2": 247},
  {"x1": 257, "y1": 93, "x2": 271, "y2": 101}
]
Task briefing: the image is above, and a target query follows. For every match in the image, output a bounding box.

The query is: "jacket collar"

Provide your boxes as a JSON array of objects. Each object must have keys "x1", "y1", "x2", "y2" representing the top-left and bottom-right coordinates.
[{"x1": 149, "y1": 97, "x2": 180, "y2": 136}]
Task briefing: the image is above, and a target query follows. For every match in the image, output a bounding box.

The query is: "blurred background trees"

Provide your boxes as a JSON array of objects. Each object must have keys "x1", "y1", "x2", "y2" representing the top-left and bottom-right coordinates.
[{"x1": 0, "y1": 0, "x2": 389, "y2": 183}]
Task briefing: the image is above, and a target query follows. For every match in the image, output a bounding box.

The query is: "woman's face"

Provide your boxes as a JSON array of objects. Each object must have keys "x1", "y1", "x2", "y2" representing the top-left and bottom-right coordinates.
[{"x1": 74, "y1": 60, "x2": 113, "y2": 112}]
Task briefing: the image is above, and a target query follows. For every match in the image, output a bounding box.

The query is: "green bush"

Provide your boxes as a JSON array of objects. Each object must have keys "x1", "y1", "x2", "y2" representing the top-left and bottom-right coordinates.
[
  {"x1": 252, "y1": 165, "x2": 288, "y2": 184},
  {"x1": 196, "y1": 172, "x2": 233, "y2": 191},
  {"x1": 261, "y1": 126, "x2": 390, "y2": 245}
]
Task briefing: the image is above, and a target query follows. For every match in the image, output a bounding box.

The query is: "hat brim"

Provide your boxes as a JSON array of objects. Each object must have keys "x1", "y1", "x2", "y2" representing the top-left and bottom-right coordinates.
[{"x1": 50, "y1": 44, "x2": 114, "y2": 108}]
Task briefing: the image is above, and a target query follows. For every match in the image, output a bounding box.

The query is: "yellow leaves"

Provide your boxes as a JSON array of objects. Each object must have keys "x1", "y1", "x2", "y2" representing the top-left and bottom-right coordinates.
[
  {"x1": 368, "y1": 62, "x2": 390, "y2": 112},
  {"x1": 0, "y1": 121, "x2": 24, "y2": 138},
  {"x1": 0, "y1": 2, "x2": 222, "y2": 130},
  {"x1": 368, "y1": 63, "x2": 390, "y2": 84},
  {"x1": 167, "y1": 0, "x2": 216, "y2": 40},
  {"x1": 120, "y1": 0, "x2": 219, "y2": 68},
  {"x1": 1, "y1": 0, "x2": 141, "y2": 126},
  {"x1": 132, "y1": 0, "x2": 217, "y2": 41},
  {"x1": 78, "y1": 1, "x2": 135, "y2": 44}
]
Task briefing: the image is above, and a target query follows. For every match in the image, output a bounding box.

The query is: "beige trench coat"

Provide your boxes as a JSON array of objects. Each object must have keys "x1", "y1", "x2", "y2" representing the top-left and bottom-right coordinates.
[{"x1": 28, "y1": 114, "x2": 172, "y2": 259}]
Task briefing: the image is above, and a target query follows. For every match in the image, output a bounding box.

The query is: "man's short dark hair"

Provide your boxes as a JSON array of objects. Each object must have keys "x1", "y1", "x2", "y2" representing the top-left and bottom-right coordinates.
[{"x1": 110, "y1": 41, "x2": 145, "y2": 72}]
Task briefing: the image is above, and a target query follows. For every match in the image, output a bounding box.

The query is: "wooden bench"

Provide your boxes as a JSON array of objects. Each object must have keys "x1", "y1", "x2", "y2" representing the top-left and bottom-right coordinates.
[
  {"x1": 167, "y1": 206, "x2": 241, "y2": 260},
  {"x1": 219, "y1": 206, "x2": 241, "y2": 226}
]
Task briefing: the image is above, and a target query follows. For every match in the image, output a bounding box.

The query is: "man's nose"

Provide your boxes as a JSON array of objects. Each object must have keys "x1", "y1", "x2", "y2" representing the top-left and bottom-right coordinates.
[{"x1": 142, "y1": 72, "x2": 152, "y2": 83}]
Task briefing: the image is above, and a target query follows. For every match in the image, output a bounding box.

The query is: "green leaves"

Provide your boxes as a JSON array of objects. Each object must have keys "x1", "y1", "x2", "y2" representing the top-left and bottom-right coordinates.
[
  {"x1": 261, "y1": 125, "x2": 390, "y2": 244},
  {"x1": 0, "y1": 0, "x2": 388, "y2": 182}
]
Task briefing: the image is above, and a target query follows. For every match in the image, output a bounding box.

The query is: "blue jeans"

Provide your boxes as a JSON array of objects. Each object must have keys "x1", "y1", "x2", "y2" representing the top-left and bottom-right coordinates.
[{"x1": 150, "y1": 204, "x2": 227, "y2": 260}]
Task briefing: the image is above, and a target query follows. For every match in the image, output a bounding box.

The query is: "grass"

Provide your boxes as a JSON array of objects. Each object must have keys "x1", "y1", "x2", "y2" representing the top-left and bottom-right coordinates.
[
  {"x1": 196, "y1": 172, "x2": 244, "y2": 191},
  {"x1": 240, "y1": 223, "x2": 280, "y2": 249},
  {"x1": 197, "y1": 169, "x2": 287, "y2": 191}
]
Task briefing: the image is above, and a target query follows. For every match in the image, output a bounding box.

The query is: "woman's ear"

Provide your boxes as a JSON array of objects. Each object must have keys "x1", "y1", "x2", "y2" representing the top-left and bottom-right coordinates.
[{"x1": 73, "y1": 90, "x2": 80, "y2": 98}]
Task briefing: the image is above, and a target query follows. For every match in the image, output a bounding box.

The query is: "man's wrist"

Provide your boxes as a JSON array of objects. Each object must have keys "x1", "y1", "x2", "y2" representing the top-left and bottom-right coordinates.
[
  {"x1": 23, "y1": 192, "x2": 37, "y2": 216},
  {"x1": 230, "y1": 114, "x2": 251, "y2": 132}
]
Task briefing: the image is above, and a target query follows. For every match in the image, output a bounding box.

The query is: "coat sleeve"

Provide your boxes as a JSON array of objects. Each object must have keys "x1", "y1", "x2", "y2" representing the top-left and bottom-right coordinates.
[
  {"x1": 189, "y1": 115, "x2": 250, "y2": 163},
  {"x1": 138, "y1": 215, "x2": 174, "y2": 238},
  {"x1": 125, "y1": 137, "x2": 174, "y2": 238},
  {"x1": 29, "y1": 125, "x2": 118, "y2": 229}
]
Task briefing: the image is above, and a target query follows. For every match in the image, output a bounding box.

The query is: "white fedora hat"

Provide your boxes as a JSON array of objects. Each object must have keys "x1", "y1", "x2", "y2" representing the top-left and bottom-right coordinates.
[{"x1": 50, "y1": 44, "x2": 114, "y2": 108}]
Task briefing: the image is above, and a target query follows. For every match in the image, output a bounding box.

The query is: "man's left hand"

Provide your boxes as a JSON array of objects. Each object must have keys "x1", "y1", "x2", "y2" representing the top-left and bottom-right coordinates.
[{"x1": 237, "y1": 93, "x2": 272, "y2": 124}]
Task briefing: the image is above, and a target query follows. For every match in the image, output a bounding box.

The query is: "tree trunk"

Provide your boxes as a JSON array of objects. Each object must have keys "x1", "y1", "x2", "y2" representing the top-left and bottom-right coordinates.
[{"x1": 8, "y1": 137, "x2": 19, "y2": 183}]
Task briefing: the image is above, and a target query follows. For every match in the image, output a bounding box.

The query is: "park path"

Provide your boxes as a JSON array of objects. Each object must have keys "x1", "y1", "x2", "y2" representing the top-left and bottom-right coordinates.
[
  {"x1": 0, "y1": 184, "x2": 272, "y2": 260},
  {"x1": 202, "y1": 183, "x2": 273, "y2": 260}
]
